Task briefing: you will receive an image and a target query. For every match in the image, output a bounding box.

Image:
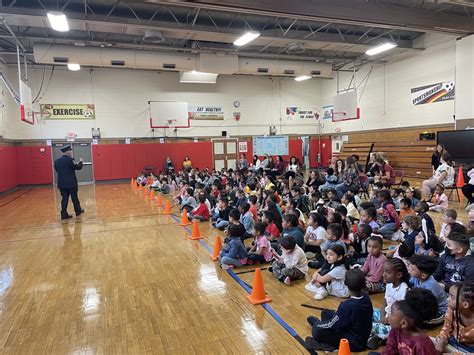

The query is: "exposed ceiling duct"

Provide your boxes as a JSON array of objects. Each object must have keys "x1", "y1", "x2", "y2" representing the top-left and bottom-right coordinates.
[{"x1": 33, "y1": 44, "x2": 333, "y2": 78}]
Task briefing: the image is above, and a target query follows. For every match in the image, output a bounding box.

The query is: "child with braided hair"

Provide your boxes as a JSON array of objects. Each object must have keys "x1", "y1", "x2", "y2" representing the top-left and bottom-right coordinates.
[
  {"x1": 435, "y1": 282, "x2": 474, "y2": 353},
  {"x1": 368, "y1": 257, "x2": 410, "y2": 349},
  {"x1": 375, "y1": 288, "x2": 439, "y2": 354}
]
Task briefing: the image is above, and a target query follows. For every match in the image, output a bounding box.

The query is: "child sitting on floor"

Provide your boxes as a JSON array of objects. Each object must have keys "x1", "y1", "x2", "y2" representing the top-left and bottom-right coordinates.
[
  {"x1": 368, "y1": 257, "x2": 410, "y2": 349},
  {"x1": 361, "y1": 235, "x2": 387, "y2": 293},
  {"x1": 238, "y1": 202, "x2": 254, "y2": 239},
  {"x1": 304, "y1": 269, "x2": 373, "y2": 353},
  {"x1": 390, "y1": 188, "x2": 403, "y2": 210},
  {"x1": 408, "y1": 254, "x2": 447, "y2": 325},
  {"x1": 269, "y1": 235, "x2": 308, "y2": 285},
  {"x1": 305, "y1": 244, "x2": 350, "y2": 300},
  {"x1": 399, "y1": 198, "x2": 416, "y2": 218},
  {"x1": 359, "y1": 207, "x2": 380, "y2": 232},
  {"x1": 211, "y1": 196, "x2": 232, "y2": 230},
  {"x1": 351, "y1": 223, "x2": 372, "y2": 265},
  {"x1": 428, "y1": 184, "x2": 448, "y2": 212},
  {"x1": 158, "y1": 178, "x2": 171, "y2": 194},
  {"x1": 433, "y1": 232, "x2": 474, "y2": 292},
  {"x1": 180, "y1": 187, "x2": 197, "y2": 213},
  {"x1": 404, "y1": 187, "x2": 420, "y2": 209},
  {"x1": 247, "y1": 222, "x2": 272, "y2": 264},
  {"x1": 190, "y1": 194, "x2": 210, "y2": 221},
  {"x1": 439, "y1": 209, "x2": 463, "y2": 242},
  {"x1": 402, "y1": 214, "x2": 422, "y2": 248},
  {"x1": 281, "y1": 213, "x2": 305, "y2": 250},
  {"x1": 304, "y1": 212, "x2": 328, "y2": 255},
  {"x1": 308, "y1": 223, "x2": 347, "y2": 269},
  {"x1": 219, "y1": 224, "x2": 248, "y2": 270},
  {"x1": 434, "y1": 281, "x2": 474, "y2": 354},
  {"x1": 318, "y1": 167, "x2": 338, "y2": 193},
  {"x1": 371, "y1": 289, "x2": 439, "y2": 354},
  {"x1": 341, "y1": 192, "x2": 360, "y2": 221},
  {"x1": 415, "y1": 201, "x2": 436, "y2": 243},
  {"x1": 376, "y1": 190, "x2": 401, "y2": 240},
  {"x1": 263, "y1": 211, "x2": 281, "y2": 246}
]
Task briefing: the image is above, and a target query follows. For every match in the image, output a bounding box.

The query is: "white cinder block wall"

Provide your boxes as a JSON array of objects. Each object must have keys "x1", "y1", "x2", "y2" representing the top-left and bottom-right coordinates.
[{"x1": 0, "y1": 34, "x2": 458, "y2": 140}]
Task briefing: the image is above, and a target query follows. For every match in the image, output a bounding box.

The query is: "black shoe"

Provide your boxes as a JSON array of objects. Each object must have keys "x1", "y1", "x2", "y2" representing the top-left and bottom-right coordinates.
[
  {"x1": 75, "y1": 209, "x2": 85, "y2": 216},
  {"x1": 267, "y1": 267, "x2": 273, "y2": 273},
  {"x1": 303, "y1": 337, "x2": 319, "y2": 355},
  {"x1": 367, "y1": 336, "x2": 384, "y2": 350},
  {"x1": 61, "y1": 214, "x2": 73, "y2": 220},
  {"x1": 308, "y1": 261, "x2": 321, "y2": 269},
  {"x1": 278, "y1": 275, "x2": 286, "y2": 283},
  {"x1": 306, "y1": 316, "x2": 320, "y2": 327}
]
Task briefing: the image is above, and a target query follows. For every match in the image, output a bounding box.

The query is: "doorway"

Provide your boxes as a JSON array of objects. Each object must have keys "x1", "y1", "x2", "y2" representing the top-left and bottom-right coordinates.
[
  {"x1": 212, "y1": 139, "x2": 238, "y2": 171},
  {"x1": 52, "y1": 142, "x2": 94, "y2": 185}
]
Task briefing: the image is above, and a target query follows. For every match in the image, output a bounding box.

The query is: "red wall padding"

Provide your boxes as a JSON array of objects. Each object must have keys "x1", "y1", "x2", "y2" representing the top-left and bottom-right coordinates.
[
  {"x1": 0, "y1": 146, "x2": 17, "y2": 192},
  {"x1": 92, "y1": 142, "x2": 214, "y2": 181},
  {"x1": 0, "y1": 145, "x2": 52, "y2": 192}
]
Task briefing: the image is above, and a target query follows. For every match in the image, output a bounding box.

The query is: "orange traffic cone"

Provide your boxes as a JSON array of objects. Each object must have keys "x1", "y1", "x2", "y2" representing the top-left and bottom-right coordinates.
[
  {"x1": 132, "y1": 180, "x2": 137, "y2": 190},
  {"x1": 138, "y1": 183, "x2": 143, "y2": 191},
  {"x1": 130, "y1": 178, "x2": 134, "y2": 186},
  {"x1": 189, "y1": 220, "x2": 203, "y2": 240},
  {"x1": 338, "y1": 338, "x2": 350, "y2": 355},
  {"x1": 163, "y1": 200, "x2": 172, "y2": 215},
  {"x1": 246, "y1": 268, "x2": 272, "y2": 305},
  {"x1": 210, "y1": 236, "x2": 222, "y2": 261},
  {"x1": 156, "y1": 193, "x2": 163, "y2": 206},
  {"x1": 143, "y1": 186, "x2": 150, "y2": 195},
  {"x1": 179, "y1": 209, "x2": 191, "y2": 226},
  {"x1": 457, "y1": 165, "x2": 465, "y2": 187},
  {"x1": 149, "y1": 189, "x2": 155, "y2": 200}
]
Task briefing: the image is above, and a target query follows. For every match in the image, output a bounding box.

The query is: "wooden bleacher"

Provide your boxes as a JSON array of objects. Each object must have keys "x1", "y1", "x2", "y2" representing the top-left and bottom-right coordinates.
[{"x1": 338, "y1": 126, "x2": 454, "y2": 186}]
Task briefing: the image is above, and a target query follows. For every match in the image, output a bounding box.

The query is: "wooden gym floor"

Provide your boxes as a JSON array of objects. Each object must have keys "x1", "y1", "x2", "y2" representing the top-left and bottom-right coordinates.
[{"x1": 0, "y1": 184, "x2": 468, "y2": 354}]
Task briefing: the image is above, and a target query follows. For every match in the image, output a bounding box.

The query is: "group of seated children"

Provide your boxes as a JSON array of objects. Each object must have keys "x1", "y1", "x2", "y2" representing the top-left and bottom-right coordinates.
[{"x1": 136, "y1": 160, "x2": 473, "y2": 354}]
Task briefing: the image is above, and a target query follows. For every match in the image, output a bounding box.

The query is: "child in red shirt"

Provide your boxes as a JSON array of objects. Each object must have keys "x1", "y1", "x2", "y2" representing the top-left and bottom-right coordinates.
[
  {"x1": 248, "y1": 195, "x2": 259, "y2": 222},
  {"x1": 263, "y1": 210, "x2": 281, "y2": 243},
  {"x1": 191, "y1": 194, "x2": 210, "y2": 221}
]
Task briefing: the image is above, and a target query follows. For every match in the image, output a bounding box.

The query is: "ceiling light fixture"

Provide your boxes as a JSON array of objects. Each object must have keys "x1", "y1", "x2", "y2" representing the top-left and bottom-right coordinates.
[
  {"x1": 365, "y1": 42, "x2": 398, "y2": 56},
  {"x1": 295, "y1": 75, "x2": 311, "y2": 82},
  {"x1": 47, "y1": 11, "x2": 69, "y2": 32},
  {"x1": 67, "y1": 63, "x2": 80, "y2": 71},
  {"x1": 233, "y1": 31, "x2": 260, "y2": 47}
]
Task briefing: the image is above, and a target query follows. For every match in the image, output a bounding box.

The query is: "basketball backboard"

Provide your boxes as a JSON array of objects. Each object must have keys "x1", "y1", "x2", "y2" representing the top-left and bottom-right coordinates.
[
  {"x1": 20, "y1": 80, "x2": 34, "y2": 125},
  {"x1": 149, "y1": 101, "x2": 190, "y2": 128},
  {"x1": 332, "y1": 90, "x2": 360, "y2": 122}
]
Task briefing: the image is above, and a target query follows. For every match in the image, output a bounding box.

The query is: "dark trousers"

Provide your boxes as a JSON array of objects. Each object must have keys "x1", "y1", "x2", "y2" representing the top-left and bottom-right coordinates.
[
  {"x1": 312, "y1": 310, "x2": 344, "y2": 347},
  {"x1": 462, "y1": 184, "x2": 474, "y2": 203},
  {"x1": 60, "y1": 188, "x2": 82, "y2": 217}
]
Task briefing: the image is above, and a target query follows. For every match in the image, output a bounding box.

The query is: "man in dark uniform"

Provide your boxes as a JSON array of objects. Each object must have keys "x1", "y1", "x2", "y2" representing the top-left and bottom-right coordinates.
[{"x1": 54, "y1": 145, "x2": 85, "y2": 220}]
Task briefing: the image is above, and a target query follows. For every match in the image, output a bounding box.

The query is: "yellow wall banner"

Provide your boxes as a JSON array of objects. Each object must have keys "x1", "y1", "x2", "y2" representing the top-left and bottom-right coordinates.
[{"x1": 41, "y1": 104, "x2": 96, "y2": 120}]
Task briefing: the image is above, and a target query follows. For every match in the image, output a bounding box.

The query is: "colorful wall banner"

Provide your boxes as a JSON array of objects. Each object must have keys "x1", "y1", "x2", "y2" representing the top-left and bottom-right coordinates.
[
  {"x1": 41, "y1": 104, "x2": 95, "y2": 120},
  {"x1": 286, "y1": 107, "x2": 320, "y2": 120},
  {"x1": 411, "y1": 81, "x2": 455, "y2": 105},
  {"x1": 189, "y1": 105, "x2": 224, "y2": 120},
  {"x1": 322, "y1": 105, "x2": 333, "y2": 120}
]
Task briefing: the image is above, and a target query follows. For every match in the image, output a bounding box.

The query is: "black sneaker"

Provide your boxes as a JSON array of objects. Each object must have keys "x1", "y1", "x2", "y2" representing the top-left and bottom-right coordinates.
[
  {"x1": 61, "y1": 214, "x2": 73, "y2": 220},
  {"x1": 308, "y1": 261, "x2": 321, "y2": 269},
  {"x1": 367, "y1": 335, "x2": 383, "y2": 350},
  {"x1": 76, "y1": 209, "x2": 85, "y2": 216},
  {"x1": 278, "y1": 275, "x2": 286, "y2": 283},
  {"x1": 303, "y1": 337, "x2": 319, "y2": 355},
  {"x1": 267, "y1": 267, "x2": 273, "y2": 273},
  {"x1": 306, "y1": 316, "x2": 320, "y2": 327}
]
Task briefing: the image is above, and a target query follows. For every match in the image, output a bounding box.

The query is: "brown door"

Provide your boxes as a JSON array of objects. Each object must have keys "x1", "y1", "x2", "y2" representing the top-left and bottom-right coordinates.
[{"x1": 212, "y1": 139, "x2": 238, "y2": 171}]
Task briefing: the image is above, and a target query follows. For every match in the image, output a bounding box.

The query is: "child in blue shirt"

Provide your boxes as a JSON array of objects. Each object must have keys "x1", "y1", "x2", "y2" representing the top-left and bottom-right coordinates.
[
  {"x1": 305, "y1": 269, "x2": 373, "y2": 352},
  {"x1": 408, "y1": 254, "x2": 447, "y2": 325},
  {"x1": 219, "y1": 224, "x2": 248, "y2": 270}
]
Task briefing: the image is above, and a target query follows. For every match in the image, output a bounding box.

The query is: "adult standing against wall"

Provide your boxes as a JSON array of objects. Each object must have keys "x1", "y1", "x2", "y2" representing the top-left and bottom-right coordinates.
[
  {"x1": 182, "y1": 156, "x2": 192, "y2": 172},
  {"x1": 54, "y1": 145, "x2": 84, "y2": 220},
  {"x1": 422, "y1": 152, "x2": 455, "y2": 201},
  {"x1": 237, "y1": 153, "x2": 248, "y2": 173},
  {"x1": 164, "y1": 156, "x2": 174, "y2": 175},
  {"x1": 431, "y1": 144, "x2": 446, "y2": 174}
]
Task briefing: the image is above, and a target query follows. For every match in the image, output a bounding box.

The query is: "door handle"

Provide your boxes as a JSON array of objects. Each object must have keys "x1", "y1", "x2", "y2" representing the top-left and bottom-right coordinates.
[{"x1": 82, "y1": 162, "x2": 93, "y2": 165}]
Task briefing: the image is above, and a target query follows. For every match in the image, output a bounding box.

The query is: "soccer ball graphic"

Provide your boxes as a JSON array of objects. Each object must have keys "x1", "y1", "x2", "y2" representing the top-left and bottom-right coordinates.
[{"x1": 83, "y1": 109, "x2": 93, "y2": 118}]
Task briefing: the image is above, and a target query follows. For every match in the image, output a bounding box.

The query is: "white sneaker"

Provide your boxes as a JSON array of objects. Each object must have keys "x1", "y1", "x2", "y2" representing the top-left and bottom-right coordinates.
[
  {"x1": 305, "y1": 282, "x2": 319, "y2": 293},
  {"x1": 314, "y1": 287, "x2": 329, "y2": 300},
  {"x1": 391, "y1": 230, "x2": 404, "y2": 242}
]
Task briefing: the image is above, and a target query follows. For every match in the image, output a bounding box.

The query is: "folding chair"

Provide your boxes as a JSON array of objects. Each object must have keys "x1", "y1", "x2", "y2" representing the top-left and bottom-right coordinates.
[
  {"x1": 393, "y1": 169, "x2": 405, "y2": 188},
  {"x1": 358, "y1": 174, "x2": 370, "y2": 200}
]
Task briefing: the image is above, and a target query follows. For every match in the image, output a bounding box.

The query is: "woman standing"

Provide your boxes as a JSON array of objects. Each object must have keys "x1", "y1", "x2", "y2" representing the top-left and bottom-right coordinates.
[
  {"x1": 335, "y1": 157, "x2": 360, "y2": 199},
  {"x1": 237, "y1": 153, "x2": 248, "y2": 172},
  {"x1": 182, "y1": 156, "x2": 192, "y2": 171},
  {"x1": 431, "y1": 144, "x2": 446, "y2": 174},
  {"x1": 285, "y1": 156, "x2": 300, "y2": 179},
  {"x1": 422, "y1": 152, "x2": 455, "y2": 200},
  {"x1": 164, "y1": 156, "x2": 174, "y2": 175}
]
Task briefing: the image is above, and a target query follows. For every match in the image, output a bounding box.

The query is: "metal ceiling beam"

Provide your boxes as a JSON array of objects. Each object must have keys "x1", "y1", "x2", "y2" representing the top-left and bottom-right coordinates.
[
  {"x1": 142, "y1": 0, "x2": 474, "y2": 35},
  {"x1": 0, "y1": 8, "x2": 418, "y2": 52}
]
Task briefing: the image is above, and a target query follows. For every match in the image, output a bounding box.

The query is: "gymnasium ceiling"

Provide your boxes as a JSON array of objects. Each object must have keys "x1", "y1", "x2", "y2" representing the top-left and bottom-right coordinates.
[{"x1": 0, "y1": 0, "x2": 473, "y2": 70}]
